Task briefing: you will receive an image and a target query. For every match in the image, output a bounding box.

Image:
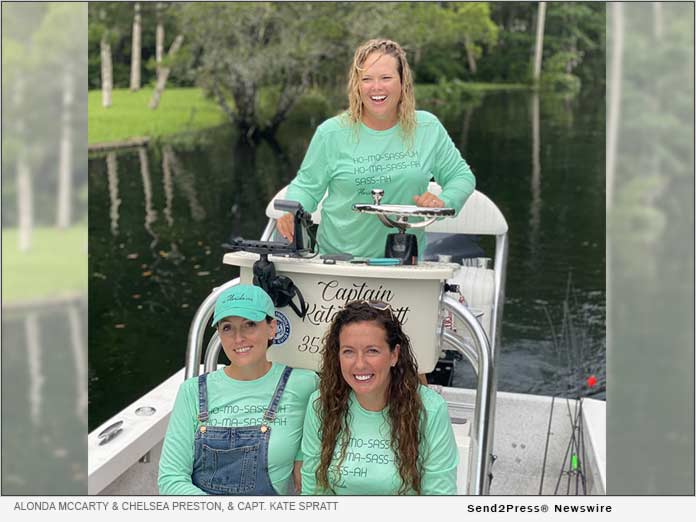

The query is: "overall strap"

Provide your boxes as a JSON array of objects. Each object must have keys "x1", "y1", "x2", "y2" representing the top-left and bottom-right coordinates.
[
  {"x1": 263, "y1": 366, "x2": 293, "y2": 423},
  {"x1": 197, "y1": 373, "x2": 209, "y2": 423}
]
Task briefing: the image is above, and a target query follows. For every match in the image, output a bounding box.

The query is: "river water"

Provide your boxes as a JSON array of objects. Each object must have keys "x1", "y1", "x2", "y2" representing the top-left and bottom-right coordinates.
[{"x1": 88, "y1": 89, "x2": 605, "y2": 431}]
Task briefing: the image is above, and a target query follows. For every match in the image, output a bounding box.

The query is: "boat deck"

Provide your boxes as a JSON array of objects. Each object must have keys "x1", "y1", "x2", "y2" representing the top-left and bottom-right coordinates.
[{"x1": 440, "y1": 387, "x2": 605, "y2": 495}]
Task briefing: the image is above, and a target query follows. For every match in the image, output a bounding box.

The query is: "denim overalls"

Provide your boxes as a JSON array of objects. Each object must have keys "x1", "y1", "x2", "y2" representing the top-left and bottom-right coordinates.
[{"x1": 191, "y1": 366, "x2": 293, "y2": 495}]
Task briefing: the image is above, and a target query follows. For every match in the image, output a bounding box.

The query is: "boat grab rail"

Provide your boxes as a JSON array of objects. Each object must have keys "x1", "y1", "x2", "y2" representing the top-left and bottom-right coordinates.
[
  {"x1": 185, "y1": 277, "x2": 240, "y2": 380},
  {"x1": 442, "y1": 295, "x2": 495, "y2": 495}
]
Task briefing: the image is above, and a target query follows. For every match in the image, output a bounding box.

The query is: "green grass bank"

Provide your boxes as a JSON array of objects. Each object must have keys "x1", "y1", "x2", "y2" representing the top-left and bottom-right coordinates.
[
  {"x1": 88, "y1": 83, "x2": 527, "y2": 145},
  {"x1": 2, "y1": 227, "x2": 87, "y2": 304},
  {"x1": 88, "y1": 88, "x2": 227, "y2": 145}
]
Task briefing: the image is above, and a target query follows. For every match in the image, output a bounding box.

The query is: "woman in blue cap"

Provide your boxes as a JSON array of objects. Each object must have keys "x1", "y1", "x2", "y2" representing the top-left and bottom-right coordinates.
[{"x1": 158, "y1": 285, "x2": 318, "y2": 495}]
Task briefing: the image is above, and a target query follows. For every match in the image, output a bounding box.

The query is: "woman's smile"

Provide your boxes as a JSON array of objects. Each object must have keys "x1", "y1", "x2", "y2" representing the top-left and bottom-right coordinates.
[
  {"x1": 359, "y1": 52, "x2": 402, "y2": 130},
  {"x1": 338, "y1": 321, "x2": 399, "y2": 411},
  {"x1": 218, "y1": 316, "x2": 275, "y2": 379}
]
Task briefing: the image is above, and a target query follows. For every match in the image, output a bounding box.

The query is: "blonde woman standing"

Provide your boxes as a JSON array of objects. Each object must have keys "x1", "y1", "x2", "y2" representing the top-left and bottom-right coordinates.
[{"x1": 277, "y1": 38, "x2": 476, "y2": 258}]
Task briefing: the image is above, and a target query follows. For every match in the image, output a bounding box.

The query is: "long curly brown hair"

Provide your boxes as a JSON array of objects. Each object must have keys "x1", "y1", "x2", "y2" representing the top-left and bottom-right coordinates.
[
  {"x1": 314, "y1": 300, "x2": 425, "y2": 494},
  {"x1": 344, "y1": 38, "x2": 417, "y2": 148}
]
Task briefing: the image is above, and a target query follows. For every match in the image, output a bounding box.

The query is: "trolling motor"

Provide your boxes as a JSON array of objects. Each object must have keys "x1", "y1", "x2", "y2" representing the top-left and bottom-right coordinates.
[
  {"x1": 353, "y1": 189, "x2": 455, "y2": 265},
  {"x1": 222, "y1": 200, "x2": 313, "y2": 317}
]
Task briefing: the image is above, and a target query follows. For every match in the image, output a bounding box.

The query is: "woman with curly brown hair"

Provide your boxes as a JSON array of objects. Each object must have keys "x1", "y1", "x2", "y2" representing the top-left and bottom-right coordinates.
[
  {"x1": 276, "y1": 38, "x2": 475, "y2": 259},
  {"x1": 300, "y1": 300, "x2": 458, "y2": 495}
]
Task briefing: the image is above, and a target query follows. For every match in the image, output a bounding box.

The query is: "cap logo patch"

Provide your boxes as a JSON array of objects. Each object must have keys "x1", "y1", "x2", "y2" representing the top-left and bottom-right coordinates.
[{"x1": 223, "y1": 294, "x2": 254, "y2": 304}]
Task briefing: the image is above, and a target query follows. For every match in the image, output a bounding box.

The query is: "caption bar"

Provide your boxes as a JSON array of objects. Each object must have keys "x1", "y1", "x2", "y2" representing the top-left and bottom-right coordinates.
[{"x1": 14, "y1": 501, "x2": 339, "y2": 513}]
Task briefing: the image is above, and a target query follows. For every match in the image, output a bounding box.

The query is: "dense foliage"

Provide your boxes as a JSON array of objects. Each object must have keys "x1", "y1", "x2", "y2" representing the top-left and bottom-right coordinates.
[
  {"x1": 87, "y1": 2, "x2": 605, "y2": 135},
  {"x1": 3, "y1": 3, "x2": 88, "y2": 227},
  {"x1": 88, "y1": 3, "x2": 605, "y2": 89}
]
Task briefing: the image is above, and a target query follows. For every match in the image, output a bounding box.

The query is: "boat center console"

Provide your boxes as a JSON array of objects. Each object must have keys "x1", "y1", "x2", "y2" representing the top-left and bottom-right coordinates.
[{"x1": 223, "y1": 251, "x2": 460, "y2": 373}]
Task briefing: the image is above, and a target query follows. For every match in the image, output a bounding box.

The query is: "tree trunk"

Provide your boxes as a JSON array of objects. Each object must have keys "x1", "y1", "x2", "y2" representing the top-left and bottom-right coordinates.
[
  {"x1": 653, "y1": 2, "x2": 663, "y2": 39},
  {"x1": 606, "y1": 2, "x2": 624, "y2": 210},
  {"x1": 149, "y1": 35, "x2": 184, "y2": 109},
  {"x1": 100, "y1": 33, "x2": 113, "y2": 108},
  {"x1": 15, "y1": 73, "x2": 32, "y2": 251},
  {"x1": 56, "y1": 66, "x2": 74, "y2": 228},
  {"x1": 414, "y1": 46, "x2": 422, "y2": 66},
  {"x1": 567, "y1": 36, "x2": 578, "y2": 74},
  {"x1": 211, "y1": 82, "x2": 239, "y2": 125},
  {"x1": 17, "y1": 151, "x2": 33, "y2": 252},
  {"x1": 130, "y1": 2, "x2": 142, "y2": 91},
  {"x1": 532, "y1": 1, "x2": 547, "y2": 83},
  {"x1": 651, "y1": 3, "x2": 663, "y2": 189},
  {"x1": 267, "y1": 72, "x2": 310, "y2": 135},
  {"x1": 464, "y1": 35, "x2": 477, "y2": 74},
  {"x1": 229, "y1": 75, "x2": 258, "y2": 137},
  {"x1": 156, "y1": 2, "x2": 165, "y2": 79}
]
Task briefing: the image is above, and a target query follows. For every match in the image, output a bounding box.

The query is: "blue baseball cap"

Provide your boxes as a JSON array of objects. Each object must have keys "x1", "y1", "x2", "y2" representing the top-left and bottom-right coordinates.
[{"x1": 212, "y1": 285, "x2": 275, "y2": 327}]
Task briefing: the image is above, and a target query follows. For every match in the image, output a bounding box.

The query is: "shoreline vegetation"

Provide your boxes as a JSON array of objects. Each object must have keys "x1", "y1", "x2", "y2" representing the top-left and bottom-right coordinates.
[{"x1": 88, "y1": 83, "x2": 527, "y2": 146}]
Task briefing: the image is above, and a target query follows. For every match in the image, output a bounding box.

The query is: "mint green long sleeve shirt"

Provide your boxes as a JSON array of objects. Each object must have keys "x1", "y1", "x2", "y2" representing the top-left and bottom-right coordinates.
[
  {"x1": 300, "y1": 386, "x2": 459, "y2": 495},
  {"x1": 158, "y1": 364, "x2": 318, "y2": 495},
  {"x1": 286, "y1": 111, "x2": 476, "y2": 258}
]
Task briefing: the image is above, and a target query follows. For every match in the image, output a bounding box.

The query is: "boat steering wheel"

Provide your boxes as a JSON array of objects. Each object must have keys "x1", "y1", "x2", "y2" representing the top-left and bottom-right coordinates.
[{"x1": 352, "y1": 188, "x2": 455, "y2": 233}]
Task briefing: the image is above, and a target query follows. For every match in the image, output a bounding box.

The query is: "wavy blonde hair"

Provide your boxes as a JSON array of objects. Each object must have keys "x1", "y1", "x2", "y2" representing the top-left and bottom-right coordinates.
[
  {"x1": 344, "y1": 39, "x2": 416, "y2": 147},
  {"x1": 314, "y1": 301, "x2": 425, "y2": 494}
]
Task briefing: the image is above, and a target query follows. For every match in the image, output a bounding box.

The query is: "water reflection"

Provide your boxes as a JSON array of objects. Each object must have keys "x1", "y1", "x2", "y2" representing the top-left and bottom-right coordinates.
[
  {"x1": 162, "y1": 145, "x2": 174, "y2": 227},
  {"x1": 89, "y1": 90, "x2": 606, "y2": 429},
  {"x1": 3, "y1": 297, "x2": 88, "y2": 493},
  {"x1": 167, "y1": 144, "x2": 206, "y2": 222},
  {"x1": 139, "y1": 146, "x2": 158, "y2": 247},
  {"x1": 25, "y1": 312, "x2": 43, "y2": 425},
  {"x1": 68, "y1": 304, "x2": 88, "y2": 423},
  {"x1": 106, "y1": 151, "x2": 120, "y2": 236},
  {"x1": 530, "y1": 91, "x2": 542, "y2": 250}
]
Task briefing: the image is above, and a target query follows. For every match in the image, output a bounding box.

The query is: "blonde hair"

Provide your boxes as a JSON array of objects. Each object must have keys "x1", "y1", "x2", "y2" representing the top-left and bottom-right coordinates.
[{"x1": 344, "y1": 39, "x2": 416, "y2": 147}]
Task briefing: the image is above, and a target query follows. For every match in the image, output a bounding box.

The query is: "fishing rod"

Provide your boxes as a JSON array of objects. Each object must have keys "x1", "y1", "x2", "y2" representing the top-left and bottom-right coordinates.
[
  {"x1": 539, "y1": 375, "x2": 597, "y2": 495},
  {"x1": 538, "y1": 274, "x2": 601, "y2": 495}
]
